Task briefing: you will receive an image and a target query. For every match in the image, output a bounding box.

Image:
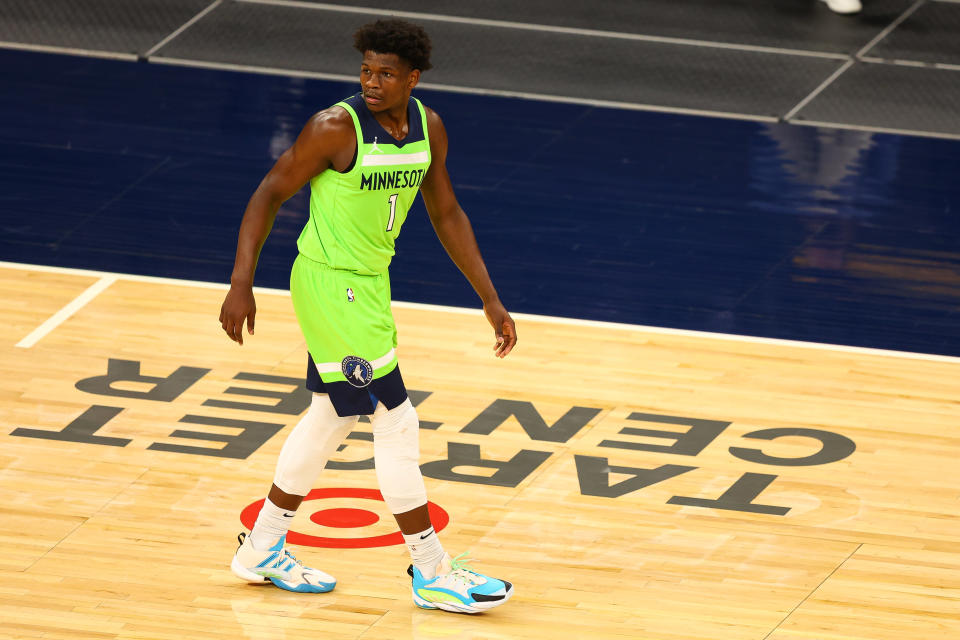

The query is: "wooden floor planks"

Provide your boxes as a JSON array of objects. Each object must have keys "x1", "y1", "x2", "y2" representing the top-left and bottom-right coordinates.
[{"x1": 1, "y1": 264, "x2": 958, "y2": 639}]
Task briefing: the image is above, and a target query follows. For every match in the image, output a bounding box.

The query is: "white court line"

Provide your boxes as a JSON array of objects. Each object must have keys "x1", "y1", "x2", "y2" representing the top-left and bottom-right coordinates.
[
  {"x1": 150, "y1": 56, "x2": 360, "y2": 83},
  {"x1": 414, "y1": 81, "x2": 781, "y2": 123},
  {"x1": 855, "y1": 0, "x2": 926, "y2": 59},
  {"x1": 150, "y1": 57, "x2": 779, "y2": 123},
  {"x1": 1, "y1": 27, "x2": 951, "y2": 137},
  {"x1": 782, "y1": 0, "x2": 926, "y2": 122},
  {"x1": 15, "y1": 275, "x2": 118, "y2": 348},
  {"x1": 782, "y1": 59, "x2": 854, "y2": 121},
  {"x1": 788, "y1": 118, "x2": 960, "y2": 142},
  {"x1": 859, "y1": 56, "x2": 960, "y2": 72},
  {"x1": 0, "y1": 40, "x2": 137, "y2": 61},
  {"x1": 1, "y1": 261, "x2": 958, "y2": 364},
  {"x1": 238, "y1": 0, "x2": 849, "y2": 60},
  {"x1": 143, "y1": 0, "x2": 224, "y2": 58}
]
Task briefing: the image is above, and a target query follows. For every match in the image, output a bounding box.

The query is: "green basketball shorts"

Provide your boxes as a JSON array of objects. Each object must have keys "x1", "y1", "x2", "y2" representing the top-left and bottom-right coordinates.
[{"x1": 289, "y1": 253, "x2": 407, "y2": 416}]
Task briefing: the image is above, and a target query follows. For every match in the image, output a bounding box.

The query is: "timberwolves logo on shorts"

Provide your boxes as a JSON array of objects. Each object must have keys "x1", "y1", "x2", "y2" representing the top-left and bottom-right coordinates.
[{"x1": 341, "y1": 355, "x2": 373, "y2": 388}]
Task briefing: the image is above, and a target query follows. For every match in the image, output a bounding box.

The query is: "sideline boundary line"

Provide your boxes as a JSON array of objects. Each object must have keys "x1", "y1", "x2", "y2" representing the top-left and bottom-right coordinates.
[
  {"x1": 148, "y1": 56, "x2": 779, "y2": 123},
  {"x1": 15, "y1": 275, "x2": 118, "y2": 348},
  {"x1": 789, "y1": 118, "x2": 960, "y2": 141},
  {"x1": 0, "y1": 40, "x2": 136, "y2": 61},
  {"x1": 2, "y1": 261, "x2": 958, "y2": 364}
]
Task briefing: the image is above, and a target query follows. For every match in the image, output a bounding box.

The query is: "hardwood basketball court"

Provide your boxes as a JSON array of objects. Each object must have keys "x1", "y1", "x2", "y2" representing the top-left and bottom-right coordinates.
[{"x1": 1, "y1": 261, "x2": 957, "y2": 639}]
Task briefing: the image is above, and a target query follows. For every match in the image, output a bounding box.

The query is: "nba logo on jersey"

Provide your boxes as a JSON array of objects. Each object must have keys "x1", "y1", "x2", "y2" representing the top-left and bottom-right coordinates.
[
  {"x1": 346, "y1": 288, "x2": 355, "y2": 302},
  {"x1": 341, "y1": 355, "x2": 373, "y2": 388}
]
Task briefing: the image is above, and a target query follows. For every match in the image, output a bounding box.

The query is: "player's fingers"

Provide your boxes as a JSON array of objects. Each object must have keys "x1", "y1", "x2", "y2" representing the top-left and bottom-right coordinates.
[
  {"x1": 498, "y1": 321, "x2": 517, "y2": 358},
  {"x1": 221, "y1": 318, "x2": 236, "y2": 342},
  {"x1": 247, "y1": 310, "x2": 256, "y2": 336},
  {"x1": 234, "y1": 320, "x2": 244, "y2": 345},
  {"x1": 226, "y1": 317, "x2": 242, "y2": 344}
]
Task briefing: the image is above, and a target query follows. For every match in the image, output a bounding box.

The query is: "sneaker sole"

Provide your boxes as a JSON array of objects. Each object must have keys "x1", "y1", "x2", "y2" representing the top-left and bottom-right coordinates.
[
  {"x1": 269, "y1": 577, "x2": 336, "y2": 593},
  {"x1": 232, "y1": 555, "x2": 336, "y2": 593},
  {"x1": 413, "y1": 587, "x2": 513, "y2": 614},
  {"x1": 231, "y1": 555, "x2": 271, "y2": 584}
]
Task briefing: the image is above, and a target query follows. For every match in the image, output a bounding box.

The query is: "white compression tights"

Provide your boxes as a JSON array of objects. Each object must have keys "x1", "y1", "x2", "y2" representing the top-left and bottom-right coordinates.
[
  {"x1": 272, "y1": 393, "x2": 358, "y2": 496},
  {"x1": 372, "y1": 398, "x2": 428, "y2": 514},
  {"x1": 272, "y1": 394, "x2": 428, "y2": 515}
]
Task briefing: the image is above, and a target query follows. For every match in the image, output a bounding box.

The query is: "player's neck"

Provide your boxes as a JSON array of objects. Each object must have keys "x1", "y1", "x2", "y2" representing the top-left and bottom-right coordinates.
[{"x1": 371, "y1": 97, "x2": 410, "y2": 140}]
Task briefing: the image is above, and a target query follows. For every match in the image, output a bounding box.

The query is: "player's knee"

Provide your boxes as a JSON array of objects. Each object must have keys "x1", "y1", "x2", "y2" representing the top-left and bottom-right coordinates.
[
  {"x1": 372, "y1": 398, "x2": 426, "y2": 513},
  {"x1": 372, "y1": 398, "x2": 420, "y2": 462},
  {"x1": 273, "y1": 393, "x2": 358, "y2": 495}
]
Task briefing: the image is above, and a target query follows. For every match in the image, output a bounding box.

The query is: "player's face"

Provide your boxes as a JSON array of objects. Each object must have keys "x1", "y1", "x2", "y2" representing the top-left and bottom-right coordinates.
[{"x1": 360, "y1": 51, "x2": 419, "y2": 112}]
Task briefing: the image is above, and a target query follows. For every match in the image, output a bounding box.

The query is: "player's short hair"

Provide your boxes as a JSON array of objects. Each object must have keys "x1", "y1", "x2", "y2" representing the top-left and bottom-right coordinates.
[{"x1": 353, "y1": 19, "x2": 433, "y2": 72}]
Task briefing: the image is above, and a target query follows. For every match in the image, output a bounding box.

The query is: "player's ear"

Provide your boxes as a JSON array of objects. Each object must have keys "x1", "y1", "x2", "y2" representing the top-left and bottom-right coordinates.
[{"x1": 407, "y1": 68, "x2": 420, "y2": 90}]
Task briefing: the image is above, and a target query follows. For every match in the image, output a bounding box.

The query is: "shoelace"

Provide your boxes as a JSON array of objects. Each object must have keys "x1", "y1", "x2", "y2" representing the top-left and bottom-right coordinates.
[
  {"x1": 447, "y1": 552, "x2": 480, "y2": 585},
  {"x1": 273, "y1": 547, "x2": 304, "y2": 571}
]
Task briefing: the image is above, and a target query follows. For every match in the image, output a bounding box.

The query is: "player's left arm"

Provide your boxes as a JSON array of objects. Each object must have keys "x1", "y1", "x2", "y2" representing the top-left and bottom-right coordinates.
[{"x1": 419, "y1": 107, "x2": 516, "y2": 358}]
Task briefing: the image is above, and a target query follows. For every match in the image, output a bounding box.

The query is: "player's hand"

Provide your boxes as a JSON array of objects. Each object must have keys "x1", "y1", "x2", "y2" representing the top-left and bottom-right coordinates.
[
  {"x1": 220, "y1": 284, "x2": 256, "y2": 345},
  {"x1": 483, "y1": 299, "x2": 516, "y2": 358}
]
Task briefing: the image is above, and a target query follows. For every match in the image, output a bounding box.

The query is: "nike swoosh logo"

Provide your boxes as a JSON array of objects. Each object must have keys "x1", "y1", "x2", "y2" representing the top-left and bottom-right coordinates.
[
  {"x1": 283, "y1": 513, "x2": 295, "y2": 518},
  {"x1": 419, "y1": 531, "x2": 433, "y2": 540}
]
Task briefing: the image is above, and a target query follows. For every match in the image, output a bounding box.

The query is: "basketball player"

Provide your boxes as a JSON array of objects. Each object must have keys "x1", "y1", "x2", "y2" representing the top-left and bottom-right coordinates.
[{"x1": 218, "y1": 19, "x2": 516, "y2": 613}]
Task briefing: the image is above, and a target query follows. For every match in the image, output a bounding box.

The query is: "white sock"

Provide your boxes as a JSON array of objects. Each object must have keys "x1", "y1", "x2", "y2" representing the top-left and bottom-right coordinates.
[
  {"x1": 402, "y1": 526, "x2": 445, "y2": 579},
  {"x1": 249, "y1": 497, "x2": 296, "y2": 551}
]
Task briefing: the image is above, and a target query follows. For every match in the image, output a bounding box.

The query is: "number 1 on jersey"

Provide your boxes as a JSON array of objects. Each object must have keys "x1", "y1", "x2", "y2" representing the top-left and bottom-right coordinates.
[{"x1": 386, "y1": 193, "x2": 398, "y2": 232}]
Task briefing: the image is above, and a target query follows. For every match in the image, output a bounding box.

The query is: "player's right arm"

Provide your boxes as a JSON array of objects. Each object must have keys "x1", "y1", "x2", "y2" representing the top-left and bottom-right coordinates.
[{"x1": 219, "y1": 108, "x2": 355, "y2": 345}]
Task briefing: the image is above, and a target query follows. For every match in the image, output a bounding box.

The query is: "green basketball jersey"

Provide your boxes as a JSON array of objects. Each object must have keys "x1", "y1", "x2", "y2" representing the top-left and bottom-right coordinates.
[{"x1": 296, "y1": 93, "x2": 432, "y2": 275}]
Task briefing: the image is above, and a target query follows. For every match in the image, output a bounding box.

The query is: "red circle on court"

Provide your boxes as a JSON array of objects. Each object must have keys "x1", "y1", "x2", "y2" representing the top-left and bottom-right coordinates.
[
  {"x1": 239, "y1": 487, "x2": 450, "y2": 549},
  {"x1": 310, "y1": 507, "x2": 379, "y2": 528}
]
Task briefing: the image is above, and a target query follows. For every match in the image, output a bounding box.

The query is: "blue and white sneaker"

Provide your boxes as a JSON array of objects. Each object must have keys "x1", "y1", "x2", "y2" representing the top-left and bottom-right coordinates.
[
  {"x1": 230, "y1": 532, "x2": 336, "y2": 593},
  {"x1": 408, "y1": 552, "x2": 513, "y2": 613}
]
